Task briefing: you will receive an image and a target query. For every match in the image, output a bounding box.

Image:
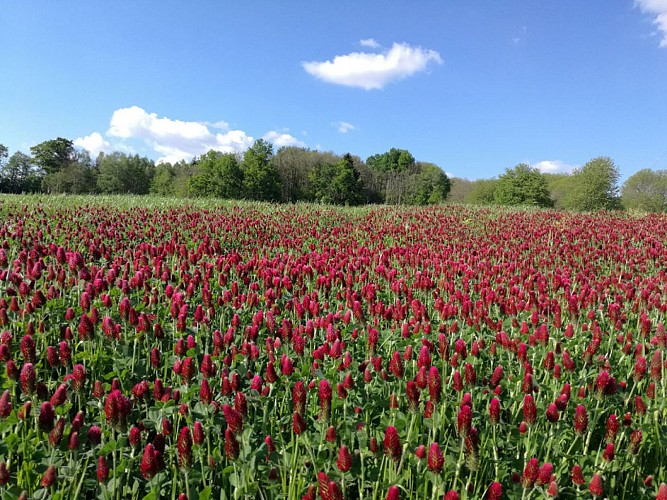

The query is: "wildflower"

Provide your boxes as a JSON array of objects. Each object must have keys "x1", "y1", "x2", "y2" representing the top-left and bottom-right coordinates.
[
  {"x1": 41, "y1": 465, "x2": 57, "y2": 488},
  {"x1": 457, "y1": 405, "x2": 473, "y2": 436},
  {"x1": 336, "y1": 445, "x2": 352, "y2": 472},
  {"x1": 486, "y1": 482, "x2": 502, "y2": 500},
  {"x1": 386, "y1": 485, "x2": 401, "y2": 500},
  {"x1": 384, "y1": 426, "x2": 401, "y2": 461},
  {"x1": 0, "y1": 390, "x2": 12, "y2": 418},
  {"x1": 97, "y1": 456, "x2": 109, "y2": 483},
  {"x1": 0, "y1": 462, "x2": 9, "y2": 486},
  {"x1": 88, "y1": 425, "x2": 102, "y2": 445},
  {"x1": 605, "y1": 414, "x2": 619, "y2": 443},
  {"x1": 603, "y1": 443, "x2": 615, "y2": 462},
  {"x1": 545, "y1": 403, "x2": 559, "y2": 423},
  {"x1": 428, "y1": 366, "x2": 442, "y2": 403},
  {"x1": 292, "y1": 380, "x2": 307, "y2": 415},
  {"x1": 293, "y1": 412, "x2": 306, "y2": 435},
  {"x1": 400, "y1": 381, "x2": 419, "y2": 414},
  {"x1": 522, "y1": 457, "x2": 539, "y2": 488},
  {"x1": 19, "y1": 363, "x2": 36, "y2": 395},
  {"x1": 39, "y1": 402, "x2": 56, "y2": 432},
  {"x1": 574, "y1": 404, "x2": 588, "y2": 436},
  {"x1": 224, "y1": 427, "x2": 239, "y2": 460},
  {"x1": 629, "y1": 429, "x2": 642, "y2": 454},
  {"x1": 522, "y1": 394, "x2": 536, "y2": 425},
  {"x1": 177, "y1": 427, "x2": 193, "y2": 469},
  {"x1": 222, "y1": 404, "x2": 243, "y2": 435},
  {"x1": 427, "y1": 442, "x2": 444, "y2": 473},
  {"x1": 489, "y1": 398, "x2": 501, "y2": 424},
  {"x1": 140, "y1": 444, "x2": 159, "y2": 479},
  {"x1": 571, "y1": 464, "x2": 585, "y2": 486},
  {"x1": 589, "y1": 473, "x2": 604, "y2": 497},
  {"x1": 318, "y1": 379, "x2": 332, "y2": 421},
  {"x1": 537, "y1": 463, "x2": 553, "y2": 486}
]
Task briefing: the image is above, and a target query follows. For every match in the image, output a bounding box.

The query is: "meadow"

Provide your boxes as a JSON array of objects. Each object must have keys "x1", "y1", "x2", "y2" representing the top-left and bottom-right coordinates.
[{"x1": 0, "y1": 195, "x2": 665, "y2": 499}]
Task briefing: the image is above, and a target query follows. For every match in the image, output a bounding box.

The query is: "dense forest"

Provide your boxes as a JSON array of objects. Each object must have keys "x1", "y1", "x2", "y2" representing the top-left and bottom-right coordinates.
[{"x1": 1, "y1": 138, "x2": 665, "y2": 211}]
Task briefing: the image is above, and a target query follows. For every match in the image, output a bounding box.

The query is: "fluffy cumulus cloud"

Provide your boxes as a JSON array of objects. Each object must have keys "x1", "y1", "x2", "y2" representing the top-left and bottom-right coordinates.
[
  {"x1": 262, "y1": 131, "x2": 306, "y2": 148},
  {"x1": 75, "y1": 106, "x2": 307, "y2": 164},
  {"x1": 531, "y1": 160, "x2": 577, "y2": 174},
  {"x1": 73, "y1": 132, "x2": 111, "y2": 158},
  {"x1": 106, "y1": 106, "x2": 254, "y2": 163},
  {"x1": 636, "y1": 0, "x2": 667, "y2": 46},
  {"x1": 302, "y1": 42, "x2": 442, "y2": 90},
  {"x1": 334, "y1": 121, "x2": 355, "y2": 134}
]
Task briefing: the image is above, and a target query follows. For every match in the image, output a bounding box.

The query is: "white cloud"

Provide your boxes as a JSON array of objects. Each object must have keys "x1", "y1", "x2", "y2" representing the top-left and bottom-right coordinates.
[
  {"x1": 360, "y1": 38, "x2": 381, "y2": 48},
  {"x1": 334, "y1": 121, "x2": 355, "y2": 134},
  {"x1": 76, "y1": 106, "x2": 307, "y2": 163},
  {"x1": 636, "y1": 0, "x2": 667, "y2": 47},
  {"x1": 532, "y1": 160, "x2": 576, "y2": 174},
  {"x1": 73, "y1": 132, "x2": 111, "y2": 157},
  {"x1": 302, "y1": 42, "x2": 443, "y2": 90},
  {"x1": 262, "y1": 131, "x2": 306, "y2": 148},
  {"x1": 106, "y1": 106, "x2": 254, "y2": 163}
]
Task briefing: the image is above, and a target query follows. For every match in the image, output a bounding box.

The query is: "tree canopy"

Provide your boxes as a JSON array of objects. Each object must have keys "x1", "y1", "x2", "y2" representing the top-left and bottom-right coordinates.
[
  {"x1": 494, "y1": 164, "x2": 553, "y2": 207},
  {"x1": 622, "y1": 168, "x2": 667, "y2": 213},
  {"x1": 562, "y1": 157, "x2": 621, "y2": 211}
]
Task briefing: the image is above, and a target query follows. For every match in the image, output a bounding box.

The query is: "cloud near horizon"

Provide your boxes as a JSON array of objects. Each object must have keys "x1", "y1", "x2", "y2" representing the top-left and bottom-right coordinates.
[
  {"x1": 531, "y1": 160, "x2": 577, "y2": 174},
  {"x1": 74, "y1": 106, "x2": 305, "y2": 163},
  {"x1": 636, "y1": 0, "x2": 667, "y2": 47},
  {"x1": 302, "y1": 42, "x2": 442, "y2": 90}
]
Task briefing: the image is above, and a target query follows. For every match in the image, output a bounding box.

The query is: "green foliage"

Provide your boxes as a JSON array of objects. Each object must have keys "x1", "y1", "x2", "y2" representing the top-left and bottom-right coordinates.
[
  {"x1": 621, "y1": 168, "x2": 667, "y2": 212},
  {"x1": 309, "y1": 153, "x2": 363, "y2": 205},
  {"x1": 494, "y1": 163, "x2": 553, "y2": 207},
  {"x1": 150, "y1": 163, "x2": 176, "y2": 196},
  {"x1": 29, "y1": 137, "x2": 75, "y2": 174},
  {"x1": 242, "y1": 139, "x2": 281, "y2": 201},
  {"x1": 447, "y1": 177, "x2": 475, "y2": 204},
  {"x1": 42, "y1": 152, "x2": 97, "y2": 194},
  {"x1": 96, "y1": 152, "x2": 154, "y2": 194},
  {"x1": 562, "y1": 156, "x2": 621, "y2": 211},
  {"x1": 188, "y1": 150, "x2": 244, "y2": 198},
  {"x1": 543, "y1": 173, "x2": 575, "y2": 209},
  {"x1": 272, "y1": 147, "x2": 338, "y2": 202},
  {"x1": 465, "y1": 178, "x2": 499, "y2": 205},
  {"x1": 366, "y1": 148, "x2": 418, "y2": 204},
  {"x1": 0, "y1": 151, "x2": 42, "y2": 193},
  {"x1": 366, "y1": 148, "x2": 415, "y2": 173},
  {"x1": 404, "y1": 162, "x2": 451, "y2": 205}
]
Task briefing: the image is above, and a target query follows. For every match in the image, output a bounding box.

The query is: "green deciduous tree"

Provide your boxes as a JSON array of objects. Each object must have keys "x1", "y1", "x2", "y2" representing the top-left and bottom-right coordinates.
[
  {"x1": 42, "y1": 151, "x2": 97, "y2": 194},
  {"x1": 465, "y1": 179, "x2": 499, "y2": 205},
  {"x1": 310, "y1": 153, "x2": 364, "y2": 205},
  {"x1": 150, "y1": 162, "x2": 176, "y2": 196},
  {"x1": 562, "y1": 157, "x2": 621, "y2": 211},
  {"x1": 188, "y1": 150, "x2": 244, "y2": 198},
  {"x1": 30, "y1": 137, "x2": 75, "y2": 174},
  {"x1": 0, "y1": 151, "x2": 42, "y2": 193},
  {"x1": 404, "y1": 162, "x2": 451, "y2": 205},
  {"x1": 96, "y1": 152, "x2": 154, "y2": 194},
  {"x1": 272, "y1": 147, "x2": 339, "y2": 202},
  {"x1": 494, "y1": 163, "x2": 553, "y2": 207},
  {"x1": 366, "y1": 148, "x2": 416, "y2": 204},
  {"x1": 621, "y1": 168, "x2": 667, "y2": 212},
  {"x1": 242, "y1": 139, "x2": 281, "y2": 201}
]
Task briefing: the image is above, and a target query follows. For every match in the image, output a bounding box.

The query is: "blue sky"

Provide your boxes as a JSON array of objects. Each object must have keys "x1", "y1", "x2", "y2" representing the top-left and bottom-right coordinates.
[{"x1": 1, "y1": 1, "x2": 666, "y2": 180}]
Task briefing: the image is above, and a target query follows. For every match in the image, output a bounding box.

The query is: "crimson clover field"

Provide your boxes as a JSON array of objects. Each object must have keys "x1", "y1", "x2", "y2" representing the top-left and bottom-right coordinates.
[{"x1": 0, "y1": 196, "x2": 666, "y2": 499}]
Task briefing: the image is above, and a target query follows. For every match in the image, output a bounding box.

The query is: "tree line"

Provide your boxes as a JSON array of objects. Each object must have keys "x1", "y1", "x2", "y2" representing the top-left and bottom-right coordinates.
[
  {"x1": 0, "y1": 138, "x2": 450, "y2": 206},
  {"x1": 1, "y1": 138, "x2": 665, "y2": 211},
  {"x1": 447, "y1": 158, "x2": 667, "y2": 212}
]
